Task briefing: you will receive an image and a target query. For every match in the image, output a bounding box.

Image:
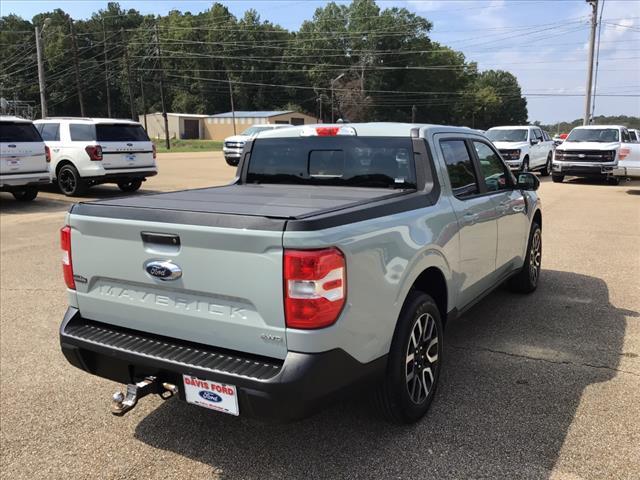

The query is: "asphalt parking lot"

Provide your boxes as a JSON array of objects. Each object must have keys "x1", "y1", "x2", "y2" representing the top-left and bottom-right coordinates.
[{"x1": 1, "y1": 151, "x2": 639, "y2": 479}]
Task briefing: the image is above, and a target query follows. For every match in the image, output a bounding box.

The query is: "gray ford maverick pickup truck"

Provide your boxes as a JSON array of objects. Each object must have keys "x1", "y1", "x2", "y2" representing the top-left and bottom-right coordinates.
[{"x1": 59, "y1": 123, "x2": 542, "y2": 423}]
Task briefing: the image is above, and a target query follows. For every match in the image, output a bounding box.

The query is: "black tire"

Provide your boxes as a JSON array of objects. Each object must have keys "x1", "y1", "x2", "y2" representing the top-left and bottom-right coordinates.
[
  {"x1": 225, "y1": 157, "x2": 239, "y2": 167},
  {"x1": 508, "y1": 221, "x2": 542, "y2": 294},
  {"x1": 540, "y1": 153, "x2": 552, "y2": 176},
  {"x1": 607, "y1": 176, "x2": 620, "y2": 186},
  {"x1": 373, "y1": 291, "x2": 443, "y2": 424},
  {"x1": 522, "y1": 156, "x2": 530, "y2": 173},
  {"x1": 11, "y1": 187, "x2": 38, "y2": 202},
  {"x1": 551, "y1": 174, "x2": 564, "y2": 183},
  {"x1": 117, "y1": 179, "x2": 143, "y2": 192},
  {"x1": 57, "y1": 164, "x2": 86, "y2": 196}
]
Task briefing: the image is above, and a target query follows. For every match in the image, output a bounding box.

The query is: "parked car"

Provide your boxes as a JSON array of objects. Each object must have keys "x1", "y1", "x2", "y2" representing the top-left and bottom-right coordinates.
[
  {"x1": 628, "y1": 129, "x2": 640, "y2": 142},
  {"x1": 552, "y1": 125, "x2": 640, "y2": 184},
  {"x1": 0, "y1": 116, "x2": 50, "y2": 201},
  {"x1": 486, "y1": 126, "x2": 555, "y2": 176},
  {"x1": 614, "y1": 128, "x2": 640, "y2": 180},
  {"x1": 59, "y1": 123, "x2": 542, "y2": 424},
  {"x1": 223, "y1": 124, "x2": 291, "y2": 166},
  {"x1": 34, "y1": 118, "x2": 157, "y2": 196}
]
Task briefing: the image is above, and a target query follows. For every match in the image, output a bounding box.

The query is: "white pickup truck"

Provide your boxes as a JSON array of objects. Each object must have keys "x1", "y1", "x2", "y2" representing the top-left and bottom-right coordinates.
[
  {"x1": 552, "y1": 125, "x2": 640, "y2": 184},
  {"x1": 486, "y1": 126, "x2": 555, "y2": 176}
]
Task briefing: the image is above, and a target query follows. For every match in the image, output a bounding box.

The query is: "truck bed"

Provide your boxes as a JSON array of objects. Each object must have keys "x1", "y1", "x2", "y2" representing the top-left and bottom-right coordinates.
[{"x1": 71, "y1": 183, "x2": 421, "y2": 231}]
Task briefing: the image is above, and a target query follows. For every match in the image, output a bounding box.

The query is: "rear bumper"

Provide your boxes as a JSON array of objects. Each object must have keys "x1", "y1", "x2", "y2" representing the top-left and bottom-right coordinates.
[
  {"x1": 552, "y1": 161, "x2": 617, "y2": 177},
  {"x1": 0, "y1": 171, "x2": 50, "y2": 189},
  {"x1": 60, "y1": 307, "x2": 386, "y2": 421},
  {"x1": 83, "y1": 168, "x2": 158, "y2": 184}
]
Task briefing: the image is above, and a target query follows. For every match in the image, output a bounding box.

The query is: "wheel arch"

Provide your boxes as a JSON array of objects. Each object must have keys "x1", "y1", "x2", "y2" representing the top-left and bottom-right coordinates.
[
  {"x1": 54, "y1": 159, "x2": 76, "y2": 179},
  {"x1": 406, "y1": 266, "x2": 449, "y2": 327},
  {"x1": 532, "y1": 208, "x2": 542, "y2": 230}
]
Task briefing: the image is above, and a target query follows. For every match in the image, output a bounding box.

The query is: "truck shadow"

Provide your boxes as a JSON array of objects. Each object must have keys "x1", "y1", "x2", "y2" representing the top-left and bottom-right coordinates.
[{"x1": 133, "y1": 269, "x2": 633, "y2": 479}]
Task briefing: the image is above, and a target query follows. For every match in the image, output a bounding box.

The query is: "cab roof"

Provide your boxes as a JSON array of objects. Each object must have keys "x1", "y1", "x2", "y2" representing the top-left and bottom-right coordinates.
[
  {"x1": 0, "y1": 115, "x2": 32, "y2": 123},
  {"x1": 487, "y1": 125, "x2": 532, "y2": 130},
  {"x1": 36, "y1": 117, "x2": 141, "y2": 125},
  {"x1": 571, "y1": 125, "x2": 626, "y2": 129},
  {"x1": 256, "y1": 122, "x2": 486, "y2": 139}
]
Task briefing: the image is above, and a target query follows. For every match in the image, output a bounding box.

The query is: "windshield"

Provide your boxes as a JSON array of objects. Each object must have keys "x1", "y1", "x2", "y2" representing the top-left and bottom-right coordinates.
[
  {"x1": 96, "y1": 124, "x2": 149, "y2": 142},
  {"x1": 566, "y1": 128, "x2": 619, "y2": 143},
  {"x1": 486, "y1": 129, "x2": 528, "y2": 142},
  {"x1": 246, "y1": 137, "x2": 416, "y2": 189},
  {"x1": 0, "y1": 121, "x2": 42, "y2": 142},
  {"x1": 241, "y1": 126, "x2": 271, "y2": 136}
]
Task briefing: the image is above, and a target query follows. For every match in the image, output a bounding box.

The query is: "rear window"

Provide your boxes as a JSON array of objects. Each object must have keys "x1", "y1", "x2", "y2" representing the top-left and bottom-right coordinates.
[
  {"x1": 96, "y1": 124, "x2": 149, "y2": 142},
  {"x1": 0, "y1": 121, "x2": 42, "y2": 143},
  {"x1": 246, "y1": 137, "x2": 416, "y2": 189}
]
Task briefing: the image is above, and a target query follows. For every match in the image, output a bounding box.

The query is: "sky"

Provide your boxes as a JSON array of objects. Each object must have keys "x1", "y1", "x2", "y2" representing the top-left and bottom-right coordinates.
[{"x1": 2, "y1": 0, "x2": 639, "y2": 124}]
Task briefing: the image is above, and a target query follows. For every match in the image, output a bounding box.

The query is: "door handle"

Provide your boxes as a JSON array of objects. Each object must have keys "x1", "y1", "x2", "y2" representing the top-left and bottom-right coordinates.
[{"x1": 462, "y1": 212, "x2": 478, "y2": 225}]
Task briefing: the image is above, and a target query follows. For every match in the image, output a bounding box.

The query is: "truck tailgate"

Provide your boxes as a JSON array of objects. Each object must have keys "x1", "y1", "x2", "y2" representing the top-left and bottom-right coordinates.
[{"x1": 68, "y1": 214, "x2": 287, "y2": 359}]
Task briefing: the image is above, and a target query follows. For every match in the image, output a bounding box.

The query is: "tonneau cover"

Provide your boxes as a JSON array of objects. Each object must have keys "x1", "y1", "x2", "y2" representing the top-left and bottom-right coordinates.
[{"x1": 78, "y1": 183, "x2": 404, "y2": 219}]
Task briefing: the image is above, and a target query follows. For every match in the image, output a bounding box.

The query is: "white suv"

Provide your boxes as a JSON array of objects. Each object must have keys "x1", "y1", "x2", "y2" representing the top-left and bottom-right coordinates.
[
  {"x1": 34, "y1": 118, "x2": 157, "y2": 196},
  {"x1": 0, "y1": 116, "x2": 51, "y2": 201},
  {"x1": 486, "y1": 126, "x2": 555, "y2": 176}
]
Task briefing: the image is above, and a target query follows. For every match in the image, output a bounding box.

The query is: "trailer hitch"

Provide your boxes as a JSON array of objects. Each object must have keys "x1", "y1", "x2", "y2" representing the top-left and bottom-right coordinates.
[{"x1": 111, "y1": 377, "x2": 178, "y2": 416}]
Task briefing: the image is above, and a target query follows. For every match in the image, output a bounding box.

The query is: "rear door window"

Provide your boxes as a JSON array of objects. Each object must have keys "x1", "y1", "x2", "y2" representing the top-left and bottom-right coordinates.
[
  {"x1": 440, "y1": 140, "x2": 479, "y2": 198},
  {"x1": 96, "y1": 124, "x2": 150, "y2": 142},
  {"x1": 0, "y1": 122, "x2": 42, "y2": 142},
  {"x1": 40, "y1": 123, "x2": 60, "y2": 141},
  {"x1": 69, "y1": 124, "x2": 95, "y2": 141},
  {"x1": 247, "y1": 137, "x2": 416, "y2": 189}
]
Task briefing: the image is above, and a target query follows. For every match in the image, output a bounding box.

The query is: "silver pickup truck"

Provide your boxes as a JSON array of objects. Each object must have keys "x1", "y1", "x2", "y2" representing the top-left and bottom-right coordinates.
[{"x1": 59, "y1": 123, "x2": 542, "y2": 424}]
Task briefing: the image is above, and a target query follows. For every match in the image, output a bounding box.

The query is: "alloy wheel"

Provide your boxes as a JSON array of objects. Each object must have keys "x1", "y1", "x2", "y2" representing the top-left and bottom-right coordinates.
[
  {"x1": 405, "y1": 313, "x2": 439, "y2": 404},
  {"x1": 59, "y1": 169, "x2": 76, "y2": 194},
  {"x1": 529, "y1": 229, "x2": 541, "y2": 285}
]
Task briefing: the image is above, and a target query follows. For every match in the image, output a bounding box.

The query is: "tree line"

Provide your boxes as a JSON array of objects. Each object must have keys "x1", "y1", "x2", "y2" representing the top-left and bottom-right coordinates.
[{"x1": 1, "y1": 0, "x2": 529, "y2": 129}]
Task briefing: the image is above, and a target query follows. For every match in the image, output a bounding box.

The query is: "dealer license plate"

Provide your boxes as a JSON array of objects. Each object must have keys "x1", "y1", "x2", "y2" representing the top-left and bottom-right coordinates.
[
  {"x1": 183, "y1": 375, "x2": 239, "y2": 416},
  {"x1": 125, "y1": 154, "x2": 136, "y2": 161}
]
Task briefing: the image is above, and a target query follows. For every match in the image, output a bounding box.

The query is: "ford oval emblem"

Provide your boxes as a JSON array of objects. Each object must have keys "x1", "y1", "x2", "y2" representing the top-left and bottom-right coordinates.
[
  {"x1": 199, "y1": 391, "x2": 222, "y2": 402},
  {"x1": 144, "y1": 260, "x2": 182, "y2": 281}
]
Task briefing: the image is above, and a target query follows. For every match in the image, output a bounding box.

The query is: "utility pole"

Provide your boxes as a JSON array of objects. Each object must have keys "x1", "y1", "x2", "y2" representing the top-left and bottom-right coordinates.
[
  {"x1": 35, "y1": 25, "x2": 47, "y2": 118},
  {"x1": 154, "y1": 23, "x2": 170, "y2": 150},
  {"x1": 583, "y1": 0, "x2": 598, "y2": 126},
  {"x1": 102, "y1": 19, "x2": 111, "y2": 117},
  {"x1": 411, "y1": 105, "x2": 417, "y2": 123},
  {"x1": 330, "y1": 73, "x2": 345, "y2": 123},
  {"x1": 140, "y1": 77, "x2": 147, "y2": 131},
  {"x1": 317, "y1": 96, "x2": 323, "y2": 123},
  {"x1": 121, "y1": 28, "x2": 136, "y2": 121},
  {"x1": 69, "y1": 18, "x2": 85, "y2": 116},
  {"x1": 228, "y1": 77, "x2": 236, "y2": 135}
]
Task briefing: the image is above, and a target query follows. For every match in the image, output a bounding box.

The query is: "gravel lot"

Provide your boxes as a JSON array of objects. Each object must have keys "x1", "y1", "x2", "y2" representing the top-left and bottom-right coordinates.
[{"x1": 1, "y1": 151, "x2": 639, "y2": 479}]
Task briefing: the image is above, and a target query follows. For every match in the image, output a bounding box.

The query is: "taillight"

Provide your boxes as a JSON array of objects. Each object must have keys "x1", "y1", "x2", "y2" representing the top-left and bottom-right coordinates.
[
  {"x1": 152, "y1": 144, "x2": 157, "y2": 160},
  {"x1": 284, "y1": 248, "x2": 346, "y2": 329},
  {"x1": 300, "y1": 126, "x2": 357, "y2": 137},
  {"x1": 45, "y1": 145, "x2": 51, "y2": 163},
  {"x1": 85, "y1": 145, "x2": 103, "y2": 161},
  {"x1": 60, "y1": 226, "x2": 75, "y2": 290},
  {"x1": 618, "y1": 148, "x2": 629, "y2": 161}
]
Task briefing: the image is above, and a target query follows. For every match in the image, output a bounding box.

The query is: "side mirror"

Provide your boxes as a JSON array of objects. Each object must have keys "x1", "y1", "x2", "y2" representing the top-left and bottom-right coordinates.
[
  {"x1": 530, "y1": 139, "x2": 539, "y2": 145},
  {"x1": 517, "y1": 172, "x2": 539, "y2": 191}
]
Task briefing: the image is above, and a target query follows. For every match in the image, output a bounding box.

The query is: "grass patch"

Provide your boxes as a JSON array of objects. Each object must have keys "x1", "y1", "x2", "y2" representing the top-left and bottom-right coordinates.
[{"x1": 153, "y1": 139, "x2": 223, "y2": 153}]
